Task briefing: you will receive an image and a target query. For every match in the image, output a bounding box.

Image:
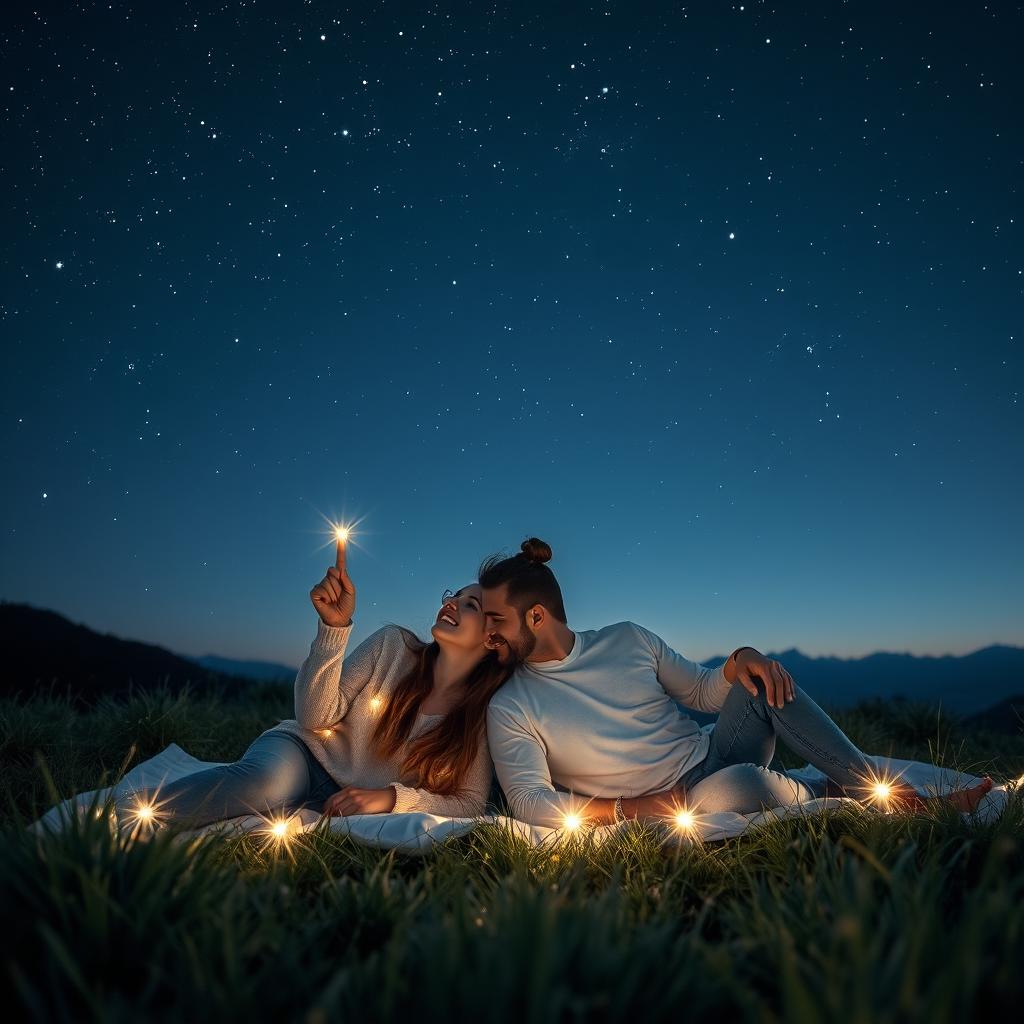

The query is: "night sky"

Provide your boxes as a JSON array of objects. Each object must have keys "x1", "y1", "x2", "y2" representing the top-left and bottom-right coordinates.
[{"x1": 2, "y1": 3, "x2": 1021, "y2": 671}]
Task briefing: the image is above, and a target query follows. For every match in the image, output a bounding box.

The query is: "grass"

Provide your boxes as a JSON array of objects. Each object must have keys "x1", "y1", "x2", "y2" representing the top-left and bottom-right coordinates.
[{"x1": 1, "y1": 684, "x2": 1023, "y2": 1022}]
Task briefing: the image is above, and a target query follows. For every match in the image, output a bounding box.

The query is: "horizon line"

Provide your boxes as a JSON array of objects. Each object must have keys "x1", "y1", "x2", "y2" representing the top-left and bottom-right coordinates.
[{"x1": 3, "y1": 599, "x2": 1021, "y2": 668}]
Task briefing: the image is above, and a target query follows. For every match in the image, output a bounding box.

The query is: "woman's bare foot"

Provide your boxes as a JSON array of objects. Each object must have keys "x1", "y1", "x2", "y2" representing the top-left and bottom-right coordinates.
[{"x1": 881, "y1": 776, "x2": 993, "y2": 813}]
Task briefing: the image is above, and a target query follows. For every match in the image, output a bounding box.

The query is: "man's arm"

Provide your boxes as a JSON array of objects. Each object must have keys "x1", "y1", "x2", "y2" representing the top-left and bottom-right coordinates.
[
  {"x1": 632, "y1": 623, "x2": 735, "y2": 713},
  {"x1": 487, "y1": 701, "x2": 584, "y2": 828},
  {"x1": 648, "y1": 630, "x2": 792, "y2": 709},
  {"x1": 487, "y1": 699, "x2": 685, "y2": 827}
]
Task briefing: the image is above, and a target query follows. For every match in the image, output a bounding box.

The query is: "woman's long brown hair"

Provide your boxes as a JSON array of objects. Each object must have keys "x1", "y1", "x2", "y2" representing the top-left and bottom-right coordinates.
[{"x1": 369, "y1": 627, "x2": 511, "y2": 794}]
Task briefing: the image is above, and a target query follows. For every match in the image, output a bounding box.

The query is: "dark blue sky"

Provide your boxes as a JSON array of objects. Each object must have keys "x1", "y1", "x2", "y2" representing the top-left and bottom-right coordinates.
[{"x1": 2, "y1": 2, "x2": 1020, "y2": 668}]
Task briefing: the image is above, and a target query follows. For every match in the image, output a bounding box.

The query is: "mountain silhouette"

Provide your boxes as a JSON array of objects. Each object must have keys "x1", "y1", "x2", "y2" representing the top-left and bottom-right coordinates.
[
  {"x1": 0, "y1": 601, "x2": 252, "y2": 703},
  {"x1": 192, "y1": 654, "x2": 296, "y2": 682},
  {"x1": 2, "y1": 601, "x2": 1021, "y2": 715}
]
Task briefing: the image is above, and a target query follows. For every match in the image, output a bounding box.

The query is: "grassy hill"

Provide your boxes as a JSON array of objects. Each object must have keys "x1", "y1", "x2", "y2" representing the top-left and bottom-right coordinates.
[{"x1": 1, "y1": 678, "x2": 1023, "y2": 1020}]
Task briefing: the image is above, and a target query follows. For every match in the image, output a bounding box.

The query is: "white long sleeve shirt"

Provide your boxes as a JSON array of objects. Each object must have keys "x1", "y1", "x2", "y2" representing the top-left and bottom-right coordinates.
[
  {"x1": 268, "y1": 621, "x2": 493, "y2": 817},
  {"x1": 486, "y1": 620, "x2": 732, "y2": 827}
]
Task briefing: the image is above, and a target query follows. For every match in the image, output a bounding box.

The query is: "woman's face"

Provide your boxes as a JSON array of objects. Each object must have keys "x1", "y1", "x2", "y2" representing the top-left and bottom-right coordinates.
[{"x1": 430, "y1": 583, "x2": 490, "y2": 652}]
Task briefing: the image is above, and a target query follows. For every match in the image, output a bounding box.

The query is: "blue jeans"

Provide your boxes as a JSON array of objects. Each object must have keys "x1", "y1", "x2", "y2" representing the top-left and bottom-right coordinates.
[
  {"x1": 677, "y1": 678, "x2": 877, "y2": 814},
  {"x1": 117, "y1": 730, "x2": 339, "y2": 829}
]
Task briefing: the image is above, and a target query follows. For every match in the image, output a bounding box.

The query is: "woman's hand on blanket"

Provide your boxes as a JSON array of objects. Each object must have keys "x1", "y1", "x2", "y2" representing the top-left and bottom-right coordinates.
[
  {"x1": 310, "y1": 536, "x2": 357, "y2": 627},
  {"x1": 733, "y1": 649, "x2": 795, "y2": 709},
  {"x1": 322, "y1": 786, "x2": 397, "y2": 816}
]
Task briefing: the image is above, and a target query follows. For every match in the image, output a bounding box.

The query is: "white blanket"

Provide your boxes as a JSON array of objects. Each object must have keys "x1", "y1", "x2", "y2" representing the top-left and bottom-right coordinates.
[{"x1": 30, "y1": 743, "x2": 1012, "y2": 855}]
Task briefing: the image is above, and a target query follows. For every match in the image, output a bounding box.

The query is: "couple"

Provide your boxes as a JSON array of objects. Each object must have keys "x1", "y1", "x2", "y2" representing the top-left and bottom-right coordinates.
[{"x1": 117, "y1": 537, "x2": 992, "y2": 833}]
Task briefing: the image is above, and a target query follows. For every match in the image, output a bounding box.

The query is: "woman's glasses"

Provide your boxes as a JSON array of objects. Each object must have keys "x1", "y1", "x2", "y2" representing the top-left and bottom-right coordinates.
[{"x1": 441, "y1": 588, "x2": 456, "y2": 605}]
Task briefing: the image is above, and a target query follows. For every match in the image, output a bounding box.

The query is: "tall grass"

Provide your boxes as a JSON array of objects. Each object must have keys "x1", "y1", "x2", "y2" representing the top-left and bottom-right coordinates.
[{"x1": 1, "y1": 686, "x2": 1022, "y2": 1022}]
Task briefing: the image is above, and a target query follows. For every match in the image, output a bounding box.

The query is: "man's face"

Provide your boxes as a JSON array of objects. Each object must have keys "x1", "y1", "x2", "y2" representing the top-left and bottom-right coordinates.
[{"x1": 481, "y1": 582, "x2": 537, "y2": 665}]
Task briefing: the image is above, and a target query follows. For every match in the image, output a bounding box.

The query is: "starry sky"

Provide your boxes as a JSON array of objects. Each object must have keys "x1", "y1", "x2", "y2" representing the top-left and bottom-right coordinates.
[{"x1": 2, "y1": 2, "x2": 1021, "y2": 671}]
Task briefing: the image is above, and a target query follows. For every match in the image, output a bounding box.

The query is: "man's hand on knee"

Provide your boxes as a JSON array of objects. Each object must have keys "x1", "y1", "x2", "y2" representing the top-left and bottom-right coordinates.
[{"x1": 731, "y1": 649, "x2": 795, "y2": 708}]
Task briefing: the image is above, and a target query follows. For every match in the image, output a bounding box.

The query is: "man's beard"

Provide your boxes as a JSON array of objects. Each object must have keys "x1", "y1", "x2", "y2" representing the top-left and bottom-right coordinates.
[{"x1": 505, "y1": 623, "x2": 537, "y2": 666}]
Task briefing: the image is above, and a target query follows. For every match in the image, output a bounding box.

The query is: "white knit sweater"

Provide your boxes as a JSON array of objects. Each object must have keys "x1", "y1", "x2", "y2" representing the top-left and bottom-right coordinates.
[{"x1": 265, "y1": 620, "x2": 492, "y2": 816}]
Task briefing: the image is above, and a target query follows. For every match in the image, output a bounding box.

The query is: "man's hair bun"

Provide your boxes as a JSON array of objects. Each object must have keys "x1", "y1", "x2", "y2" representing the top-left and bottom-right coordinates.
[
  {"x1": 520, "y1": 538, "x2": 552, "y2": 564},
  {"x1": 478, "y1": 537, "x2": 566, "y2": 623}
]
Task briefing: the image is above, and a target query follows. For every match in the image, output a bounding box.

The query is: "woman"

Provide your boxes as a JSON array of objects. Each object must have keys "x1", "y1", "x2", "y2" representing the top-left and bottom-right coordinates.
[{"x1": 117, "y1": 536, "x2": 511, "y2": 831}]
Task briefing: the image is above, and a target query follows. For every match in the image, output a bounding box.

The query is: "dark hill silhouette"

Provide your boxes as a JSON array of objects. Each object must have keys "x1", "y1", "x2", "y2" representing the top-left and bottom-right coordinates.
[
  {"x1": 963, "y1": 695, "x2": 1024, "y2": 736},
  {"x1": 0, "y1": 601, "x2": 252, "y2": 703}
]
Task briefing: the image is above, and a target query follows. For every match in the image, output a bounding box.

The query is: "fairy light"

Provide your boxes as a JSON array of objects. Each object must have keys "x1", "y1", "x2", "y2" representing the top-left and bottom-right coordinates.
[
  {"x1": 674, "y1": 808, "x2": 696, "y2": 831},
  {"x1": 121, "y1": 797, "x2": 164, "y2": 838},
  {"x1": 562, "y1": 812, "x2": 582, "y2": 832},
  {"x1": 319, "y1": 728, "x2": 333, "y2": 739},
  {"x1": 369, "y1": 695, "x2": 383, "y2": 713},
  {"x1": 862, "y1": 770, "x2": 903, "y2": 810},
  {"x1": 265, "y1": 816, "x2": 298, "y2": 846},
  {"x1": 255, "y1": 814, "x2": 302, "y2": 857}
]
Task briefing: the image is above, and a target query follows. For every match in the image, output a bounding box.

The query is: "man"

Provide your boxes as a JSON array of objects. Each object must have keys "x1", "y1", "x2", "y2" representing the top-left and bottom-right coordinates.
[{"x1": 479, "y1": 538, "x2": 988, "y2": 828}]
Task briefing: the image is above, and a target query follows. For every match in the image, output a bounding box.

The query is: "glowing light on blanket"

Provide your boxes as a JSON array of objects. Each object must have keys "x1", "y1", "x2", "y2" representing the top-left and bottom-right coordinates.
[
  {"x1": 262, "y1": 816, "x2": 300, "y2": 852},
  {"x1": 133, "y1": 803, "x2": 155, "y2": 828},
  {"x1": 119, "y1": 797, "x2": 165, "y2": 840},
  {"x1": 861, "y1": 770, "x2": 906, "y2": 810},
  {"x1": 126, "y1": 799, "x2": 160, "y2": 832},
  {"x1": 673, "y1": 808, "x2": 696, "y2": 831},
  {"x1": 562, "y1": 813, "x2": 582, "y2": 832}
]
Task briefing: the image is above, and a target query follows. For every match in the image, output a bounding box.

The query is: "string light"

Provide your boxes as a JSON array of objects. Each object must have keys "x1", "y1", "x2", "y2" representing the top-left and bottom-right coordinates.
[
  {"x1": 674, "y1": 808, "x2": 696, "y2": 831},
  {"x1": 260, "y1": 815, "x2": 301, "y2": 854},
  {"x1": 319, "y1": 728, "x2": 333, "y2": 739},
  {"x1": 369, "y1": 696, "x2": 383, "y2": 713},
  {"x1": 861, "y1": 771, "x2": 904, "y2": 810},
  {"x1": 122, "y1": 797, "x2": 163, "y2": 839}
]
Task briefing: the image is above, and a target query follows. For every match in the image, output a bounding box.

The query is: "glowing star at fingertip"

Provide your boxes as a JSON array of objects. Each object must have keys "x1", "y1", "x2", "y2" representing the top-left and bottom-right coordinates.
[{"x1": 335, "y1": 526, "x2": 350, "y2": 542}]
